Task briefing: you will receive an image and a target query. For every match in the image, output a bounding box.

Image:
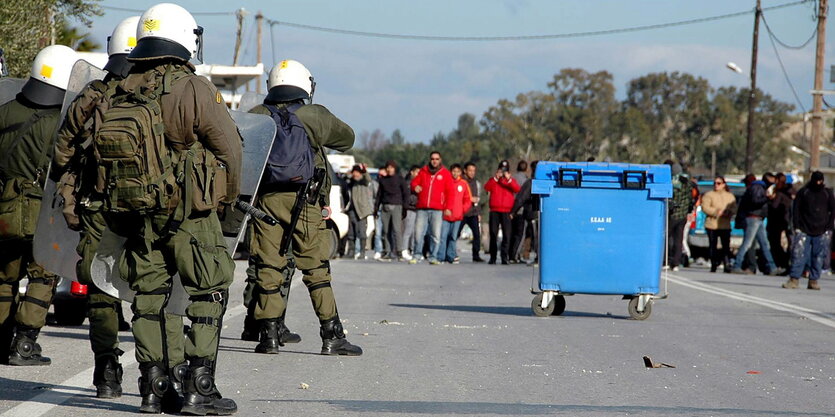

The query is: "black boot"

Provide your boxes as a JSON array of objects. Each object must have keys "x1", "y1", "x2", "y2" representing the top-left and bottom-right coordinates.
[
  {"x1": 320, "y1": 317, "x2": 362, "y2": 356},
  {"x1": 8, "y1": 327, "x2": 50, "y2": 366},
  {"x1": 93, "y1": 350, "x2": 123, "y2": 398},
  {"x1": 254, "y1": 320, "x2": 280, "y2": 354},
  {"x1": 162, "y1": 362, "x2": 187, "y2": 413},
  {"x1": 277, "y1": 317, "x2": 301, "y2": 346},
  {"x1": 239, "y1": 313, "x2": 259, "y2": 342},
  {"x1": 181, "y1": 360, "x2": 237, "y2": 416},
  {"x1": 138, "y1": 362, "x2": 170, "y2": 414}
]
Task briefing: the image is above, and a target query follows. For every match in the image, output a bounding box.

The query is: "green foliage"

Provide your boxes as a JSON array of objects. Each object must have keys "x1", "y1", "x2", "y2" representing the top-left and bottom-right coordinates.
[
  {"x1": 0, "y1": 0, "x2": 101, "y2": 77},
  {"x1": 355, "y1": 68, "x2": 799, "y2": 179}
]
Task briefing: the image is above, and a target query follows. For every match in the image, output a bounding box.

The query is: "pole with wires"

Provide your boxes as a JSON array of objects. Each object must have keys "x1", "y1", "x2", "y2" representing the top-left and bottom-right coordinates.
[
  {"x1": 745, "y1": 0, "x2": 761, "y2": 175},
  {"x1": 810, "y1": 0, "x2": 828, "y2": 171}
]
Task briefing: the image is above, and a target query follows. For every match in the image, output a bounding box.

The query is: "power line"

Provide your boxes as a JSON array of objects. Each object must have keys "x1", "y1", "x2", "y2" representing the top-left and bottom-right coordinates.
[
  {"x1": 265, "y1": 0, "x2": 811, "y2": 41},
  {"x1": 764, "y1": 21, "x2": 807, "y2": 112},
  {"x1": 761, "y1": 10, "x2": 817, "y2": 49},
  {"x1": 100, "y1": 5, "x2": 233, "y2": 16}
]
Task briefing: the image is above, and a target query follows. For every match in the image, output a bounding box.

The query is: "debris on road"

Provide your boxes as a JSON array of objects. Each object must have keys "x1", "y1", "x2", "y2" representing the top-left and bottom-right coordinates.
[
  {"x1": 299, "y1": 383, "x2": 309, "y2": 390},
  {"x1": 379, "y1": 320, "x2": 405, "y2": 325},
  {"x1": 643, "y1": 356, "x2": 675, "y2": 368}
]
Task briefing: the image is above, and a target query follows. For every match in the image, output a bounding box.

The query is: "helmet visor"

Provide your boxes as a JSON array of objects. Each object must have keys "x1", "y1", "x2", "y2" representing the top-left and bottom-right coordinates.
[{"x1": 194, "y1": 26, "x2": 204, "y2": 64}]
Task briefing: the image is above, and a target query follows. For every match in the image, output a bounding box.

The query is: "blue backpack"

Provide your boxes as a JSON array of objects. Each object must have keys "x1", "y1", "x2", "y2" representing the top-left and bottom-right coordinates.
[{"x1": 264, "y1": 103, "x2": 315, "y2": 185}]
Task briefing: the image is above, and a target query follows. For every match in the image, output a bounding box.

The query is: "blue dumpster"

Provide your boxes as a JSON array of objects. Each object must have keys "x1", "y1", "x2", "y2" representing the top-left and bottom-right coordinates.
[{"x1": 530, "y1": 162, "x2": 673, "y2": 320}]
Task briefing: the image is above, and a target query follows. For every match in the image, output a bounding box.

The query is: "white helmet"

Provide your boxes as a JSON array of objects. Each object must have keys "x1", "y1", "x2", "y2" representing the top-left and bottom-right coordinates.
[
  {"x1": 104, "y1": 16, "x2": 140, "y2": 77},
  {"x1": 129, "y1": 3, "x2": 203, "y2": 63},
  {"x1": 107, "y1": 16, "x2": 140, "y2": 56},
  {"x1": 20, "y1": 45, "x2": 77, "y2": 106},
  {"x1": 267, "y1": 60, "x2": 315, "y2": 102}
]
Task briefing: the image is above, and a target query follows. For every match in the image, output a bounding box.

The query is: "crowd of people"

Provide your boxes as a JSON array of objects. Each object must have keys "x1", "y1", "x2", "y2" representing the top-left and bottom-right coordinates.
[
  {"x1": 666, "y1": 160, "x2": 835, "y2": 290},
  {"x1": 336, "y1": 151, "x2": 540, "y2": 266}
]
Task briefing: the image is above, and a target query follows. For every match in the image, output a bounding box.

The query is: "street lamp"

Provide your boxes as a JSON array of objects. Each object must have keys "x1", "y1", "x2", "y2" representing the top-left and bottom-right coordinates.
[{"x1": 726, "y1": 62, "x2": 744, "y2": 75}]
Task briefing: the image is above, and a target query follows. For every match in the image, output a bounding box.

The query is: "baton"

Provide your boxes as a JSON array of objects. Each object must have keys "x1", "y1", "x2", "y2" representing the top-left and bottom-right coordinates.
[{"x1": 235, "y1": 200, "x2": 278, "y2": 226}]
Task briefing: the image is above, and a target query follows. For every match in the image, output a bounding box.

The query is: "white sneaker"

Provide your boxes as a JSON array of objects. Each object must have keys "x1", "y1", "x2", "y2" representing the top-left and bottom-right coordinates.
[
  {"x1": 373, "y1": 252, "x2": 382, "y2": 260},
  {"x1": 401, "y1": 250, "x2": 413, "y2": 261},
  {"x1": 354, "y1": 252, "x2": 362, "y2": 260}
]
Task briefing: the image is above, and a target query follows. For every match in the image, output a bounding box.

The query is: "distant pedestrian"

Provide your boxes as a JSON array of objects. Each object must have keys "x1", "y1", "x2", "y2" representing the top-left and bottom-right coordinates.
[
  {"x1": 509, "y1": 160, "x2": 530, "y2": 263},
  {"x1": 665, "y1": 161, "x2": 695, "y2": 271},
  {"x1": 511, "y1": 160, "x2": 540, "y2": 265},
  {"x1": 732, "y1": 174, "x2": 781, "y2": 275},
  {"x1": 410, "y1": 151, "x2": 452, "y2": 265},
  {"x1": 700, "y1": 176, "x2": 736, "y2": 273},
  {"x1": 345, "y1": 165, "x2": 374, "y2": 259},
  {"x1": 436, "y1": 164, "x2": 472, "y2": 263},
  {"x1": 767, "y1": 173, "x2": 793, "y2": 271},
  {"x1": 782, "y1": 171, "x2": 835, "y2": 290},
  {"x1": 371, "y1": 167, "x2": 384, "y2": 259},
  {"x1": 402, "y1": 165, "x2": 420, "y2": 257},
  {"x1": 461, "y1": 162, "x2": 484, "y2": 262},
  {"x1": 485, "y1": 160, "x2": 521, "y2": 264},
  {"x1": 375, "y1": 160, "x2": 411, "y2": 261}
]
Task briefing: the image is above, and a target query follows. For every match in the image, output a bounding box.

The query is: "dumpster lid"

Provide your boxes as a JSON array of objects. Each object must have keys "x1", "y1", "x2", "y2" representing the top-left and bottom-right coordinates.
[{"x1": 531, "y1": 162, "x2": 672, "y2": 199}]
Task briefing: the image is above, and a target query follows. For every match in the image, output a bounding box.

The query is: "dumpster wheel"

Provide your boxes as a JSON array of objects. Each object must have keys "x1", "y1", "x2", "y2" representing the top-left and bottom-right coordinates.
[
  {"x1": 627, "y1": 297, "x2": 652, "y2": 320},
  {"x1": 531, "y1": 293, "x2": 554, "y2": 317},
  {"x1": 552, "y1": 295, "x2": 566, "y2": 316}
]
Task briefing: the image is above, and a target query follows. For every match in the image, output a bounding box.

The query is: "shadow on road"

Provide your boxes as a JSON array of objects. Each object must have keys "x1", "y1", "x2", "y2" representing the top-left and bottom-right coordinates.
[
  {"x1": 218, "y1": 345, "x2": 322, "y2": 356},
  {"x1": 0, "y1": 376, "x2": 137, "y2": 413},
  {"x1": 389, "y1": 304, "x2": 629, "y2": 319},
  {"x1": 257, "y1": 399, "x2": 834, "y2": 416}
]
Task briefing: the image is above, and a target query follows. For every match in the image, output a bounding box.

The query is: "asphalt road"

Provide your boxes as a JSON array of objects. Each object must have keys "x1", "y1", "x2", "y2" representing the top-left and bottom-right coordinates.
[{"x1": 1, "y1": 252, "x2": 835, "y2": 417}]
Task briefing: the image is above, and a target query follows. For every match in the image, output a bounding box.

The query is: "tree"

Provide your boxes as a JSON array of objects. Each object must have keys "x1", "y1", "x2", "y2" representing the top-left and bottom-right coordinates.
[
  {"x1": 56, "y1": 17, "x2": 101, "y2": 52},
  {"x1": 0, "y1": 0, "x2": 101, "y2": 77}
]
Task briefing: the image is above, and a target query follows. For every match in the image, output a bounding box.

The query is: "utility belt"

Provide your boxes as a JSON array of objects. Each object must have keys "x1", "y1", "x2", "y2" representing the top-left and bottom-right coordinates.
[{"x1": 258, "y1": 182, "x2": 304, "y2": 195}]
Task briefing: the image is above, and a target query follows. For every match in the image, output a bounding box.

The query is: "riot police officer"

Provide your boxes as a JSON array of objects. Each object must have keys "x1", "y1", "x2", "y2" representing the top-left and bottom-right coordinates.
[
  {"x1": 248, "y1": 59, "x2": 362, "y2": 357},
  {"x1": 52, "y1": 16, "x2": 186, "y2": 400},
  {"x1": 95, "y1": 3, "x2": 241, "y2": 414},
  {"x1": 0, "y1": 45, "x2": 77, "y2": 366}
]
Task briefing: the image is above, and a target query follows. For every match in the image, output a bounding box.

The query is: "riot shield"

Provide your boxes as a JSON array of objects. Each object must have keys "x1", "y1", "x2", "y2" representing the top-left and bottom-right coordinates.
[
  {"x1": 33, "y1": 60, "x2": 106, "y2": 279},
  {"x1": 237, "y1": 92, "x2": 266, "y2": 112},
  {"x1": 0, "y1": 78, "x2": 25, "y2": 106},
  {"x1": 92, "y1": 110, "x2": 277, "y2": 314}
]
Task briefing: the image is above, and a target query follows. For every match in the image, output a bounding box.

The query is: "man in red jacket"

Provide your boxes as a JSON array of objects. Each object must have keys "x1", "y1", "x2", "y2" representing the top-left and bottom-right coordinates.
[
  {"x1": 485, "y1": 160, "x2": 521, "y2": 264},
  {"x1": 436, "y1": 164, "x2": 472, "y2": 263},
  {"x1": 410, "y1": 151, "x2": 451, "y2": 264}
]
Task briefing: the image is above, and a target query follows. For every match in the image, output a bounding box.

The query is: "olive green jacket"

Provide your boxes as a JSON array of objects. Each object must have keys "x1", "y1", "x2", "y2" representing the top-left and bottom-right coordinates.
[
  {"x1": 250, "y1": 103, "x2": 354, "y2": 205},
  {"x1": 120, "y1": 63, "x2": 243, "y2": 203},
  {"x1": 0, "y1": 99, "x2": 61, "y2": 188}
]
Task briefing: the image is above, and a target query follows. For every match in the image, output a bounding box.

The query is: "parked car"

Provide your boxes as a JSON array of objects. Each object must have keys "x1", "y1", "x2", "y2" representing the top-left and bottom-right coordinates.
[{"x1": 687, "y1": 180, "x2": 747, "y2": 261}]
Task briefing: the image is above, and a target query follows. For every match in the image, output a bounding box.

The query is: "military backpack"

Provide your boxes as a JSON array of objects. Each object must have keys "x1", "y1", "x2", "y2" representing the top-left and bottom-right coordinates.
[{"x1": 94, "y1": 79, "x2": 175, "y2": 213}]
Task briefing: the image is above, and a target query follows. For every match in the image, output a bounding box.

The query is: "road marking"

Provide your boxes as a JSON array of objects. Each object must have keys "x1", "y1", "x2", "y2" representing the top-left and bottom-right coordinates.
[{"x1": 668, "y1": 273, "x2": 835, "y2": 329}]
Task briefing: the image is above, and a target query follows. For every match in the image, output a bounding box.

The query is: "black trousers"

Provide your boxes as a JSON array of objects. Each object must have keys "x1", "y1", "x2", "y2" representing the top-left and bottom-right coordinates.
[
  {"x1": 706, "y1": 228, "x2": 731, "y2": 271},
  {"x1": 509, "y1": 215, "x2": 527, "y2": 261},
  {"x1": 767, "y1": 224, "x2": 790, "y2": 269},
  {"x1": 489, "y1": 212, "x2": 512, "y2": 262},
  {"x1": 462, "y1": 215, "x2": 481, "y2": 259},
  {"x1": 667, "y1": 218, "x2": 687, "y2": 267}
]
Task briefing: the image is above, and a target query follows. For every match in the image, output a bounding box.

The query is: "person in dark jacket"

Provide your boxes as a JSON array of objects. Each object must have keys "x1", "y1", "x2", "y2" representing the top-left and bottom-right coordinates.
[
  {"x1": 782, "y1": 171, "x2": 835, "y2": 290},
  {"x1": 510, "y1": 160, "x2": 539, "y2": 264},
  {"x1": 665, "y1": 161, "x2": 695, "y2": 270},
  {"x1": 401, "y1": 165, "x2": 420, "y2": 258},
  {"x1": 461, "y1": 162, "x2": 484, "y2": 262},
  {"x1": 767, "y1": 173, "x2": 793, "y2": 271},
  {"x1": 375, "y1": 160, "x2": 410, "y2": 261},
  {"x1": 732, "y1": 175, "x2": 781, "y2": 274}
]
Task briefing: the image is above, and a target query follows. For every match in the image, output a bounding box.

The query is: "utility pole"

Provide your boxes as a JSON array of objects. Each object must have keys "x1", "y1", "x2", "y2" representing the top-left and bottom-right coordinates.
[
  {"x1": 232, "y1": 8, "x2": 247, "y2": 66},
  {"x1": 745, "y1": 0, "x2": 761, "y2": 174},
  {"x1": 256, "y1": 11, "x2": 263, "y2": 94},
  {"x1": 810, "y1": 0, "x2": 828, "y2": 171}
]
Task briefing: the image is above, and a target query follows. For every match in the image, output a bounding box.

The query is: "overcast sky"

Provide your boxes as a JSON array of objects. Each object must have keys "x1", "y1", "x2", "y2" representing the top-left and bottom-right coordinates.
[{"x1": 80, "y1": 0, "x2": 828, "y2": 143}]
